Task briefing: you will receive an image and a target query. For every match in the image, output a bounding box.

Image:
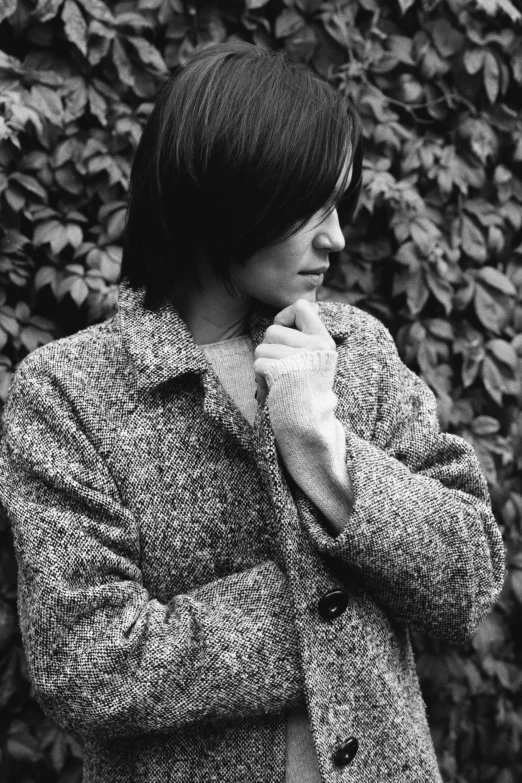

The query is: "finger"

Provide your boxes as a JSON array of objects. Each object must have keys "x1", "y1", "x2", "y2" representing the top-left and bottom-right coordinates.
[
  {"x1": 254, "y1": 343, "x2": 300, "y2": 360},
  {"x1": 273, "y1": 299, "x2": 319, "y2": 328},
  {"x1": 274, "y1": 299, "x2": 329, "y2": 336},
  {"x1": 261, "y1": 324, "x2": 309, "y2": 347}
]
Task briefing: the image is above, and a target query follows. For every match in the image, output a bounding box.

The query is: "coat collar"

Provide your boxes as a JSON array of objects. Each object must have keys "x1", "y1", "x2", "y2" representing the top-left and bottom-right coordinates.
[{"x1": 116, "y1": 276, "x2": 352, "y2": 392}]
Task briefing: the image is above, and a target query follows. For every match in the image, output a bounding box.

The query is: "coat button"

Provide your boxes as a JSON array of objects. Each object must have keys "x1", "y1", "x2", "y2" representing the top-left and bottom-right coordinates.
[
  {"x1": 333, "y1": 736, "x2": 359, "y2": 766},
  {"x1": 317, "y1": 589, "x2": 348, "y2": 620}
]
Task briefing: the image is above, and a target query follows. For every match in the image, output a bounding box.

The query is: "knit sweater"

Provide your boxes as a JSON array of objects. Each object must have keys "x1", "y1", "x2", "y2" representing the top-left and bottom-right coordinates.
[{"x1": 200, "y1": 334, "x2": 353, "y2": 782}]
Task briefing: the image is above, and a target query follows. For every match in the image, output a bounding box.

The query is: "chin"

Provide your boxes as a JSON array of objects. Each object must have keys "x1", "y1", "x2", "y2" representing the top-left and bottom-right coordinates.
[
  {"x1": 255, "y1": 284, "x2": 317, "y2": 312},
  {"x1": 286, "y1": 288, "x2": 317, "y2": 306}
]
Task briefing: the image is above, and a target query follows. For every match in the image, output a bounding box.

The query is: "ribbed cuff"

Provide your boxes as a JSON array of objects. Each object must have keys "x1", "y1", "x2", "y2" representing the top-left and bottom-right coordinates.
[{"x1": 262, "y1": 350, "x2": 338, "y2": 391}]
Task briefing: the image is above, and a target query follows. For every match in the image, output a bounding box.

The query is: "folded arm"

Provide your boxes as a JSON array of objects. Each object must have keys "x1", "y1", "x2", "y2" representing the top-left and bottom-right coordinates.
[
  {"x1": 262, "y1": 350, "x2": 352, "y2": 535},
  {"x1": 0, "y1": 362, "x2": 303, "y2": 740},
  {"x1": 263, "y1": 326, "x2": 506, "y2": 645}
]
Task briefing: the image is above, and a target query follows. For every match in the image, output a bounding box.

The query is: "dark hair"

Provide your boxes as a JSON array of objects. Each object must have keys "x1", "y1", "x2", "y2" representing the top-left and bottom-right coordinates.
[{"x1": 119, "y1": 40, "x2": 363, "y2": 310}]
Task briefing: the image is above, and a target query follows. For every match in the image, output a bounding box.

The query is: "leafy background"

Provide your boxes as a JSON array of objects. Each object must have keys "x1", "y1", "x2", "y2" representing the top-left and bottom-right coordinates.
[{"x1": 0, "y1": 0, "x2": 521, "y2": 780}]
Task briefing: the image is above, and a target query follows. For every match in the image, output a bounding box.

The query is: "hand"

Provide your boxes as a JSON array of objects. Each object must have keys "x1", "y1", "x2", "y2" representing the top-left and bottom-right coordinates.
[{"x1": 254, "y1": 299, "x2": 336, "y2": 406}]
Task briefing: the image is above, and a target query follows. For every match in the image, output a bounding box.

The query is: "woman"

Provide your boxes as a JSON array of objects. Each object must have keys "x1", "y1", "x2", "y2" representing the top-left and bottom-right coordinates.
[{"x1": 0, "y1": 41, "x2": 505, "y2": 783}]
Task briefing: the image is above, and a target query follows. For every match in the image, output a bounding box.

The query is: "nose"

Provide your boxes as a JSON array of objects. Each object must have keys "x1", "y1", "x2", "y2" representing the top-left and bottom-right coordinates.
[{"x1": 314, "y1": 209, "x2": 345, "y2": 254}]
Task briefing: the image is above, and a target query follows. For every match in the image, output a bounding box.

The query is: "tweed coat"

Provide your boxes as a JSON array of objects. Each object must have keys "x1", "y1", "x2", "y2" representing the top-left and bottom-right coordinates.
[{"x1": 0, "y1": 277, "x2": 505, "y2": 783}]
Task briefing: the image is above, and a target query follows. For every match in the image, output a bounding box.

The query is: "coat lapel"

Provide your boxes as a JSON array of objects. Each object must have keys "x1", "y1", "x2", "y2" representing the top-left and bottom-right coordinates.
[{"x1": 117, "y1": 277, "x2": 280, "y2": 456}]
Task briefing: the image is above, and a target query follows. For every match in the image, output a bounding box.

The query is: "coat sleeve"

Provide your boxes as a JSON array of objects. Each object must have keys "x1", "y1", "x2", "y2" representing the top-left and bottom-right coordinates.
[
  {"x1": 0, "y1": 360, "x2": 304, "y2": 740},
  {"x1": 294, "y1": 320, "x2": 506, "y2": 645}
]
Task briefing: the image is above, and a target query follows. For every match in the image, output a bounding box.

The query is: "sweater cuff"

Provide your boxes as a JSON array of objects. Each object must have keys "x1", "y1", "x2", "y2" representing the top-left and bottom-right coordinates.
[{"x1": 262, "y1": 350, "x2": 338, "y2": 392}]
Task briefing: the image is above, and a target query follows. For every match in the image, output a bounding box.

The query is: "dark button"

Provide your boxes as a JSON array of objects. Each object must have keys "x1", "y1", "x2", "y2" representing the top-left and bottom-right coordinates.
[
  {"x1": 333, "y1": 736, "x2": 359, "y2": 766},
  {"x1": 317, "y1": 589, "x2": 349, "y2": 620}
]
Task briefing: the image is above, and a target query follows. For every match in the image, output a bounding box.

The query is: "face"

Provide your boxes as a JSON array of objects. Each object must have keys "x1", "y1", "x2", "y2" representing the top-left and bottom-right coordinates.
[{"x1": 230, "y1": 158, "x2": 352, "y2": 310}]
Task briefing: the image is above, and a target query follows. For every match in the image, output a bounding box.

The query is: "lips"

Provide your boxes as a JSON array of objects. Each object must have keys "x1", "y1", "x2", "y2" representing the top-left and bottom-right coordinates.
[{"x1": 300, "y1": 267, "x2": 329, "y2": 275}]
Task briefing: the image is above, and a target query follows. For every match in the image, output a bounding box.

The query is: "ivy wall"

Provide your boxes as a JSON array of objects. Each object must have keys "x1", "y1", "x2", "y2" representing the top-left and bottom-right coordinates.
[{"x1": 0, "y1": 0, "x2": 521, "y2": 781}]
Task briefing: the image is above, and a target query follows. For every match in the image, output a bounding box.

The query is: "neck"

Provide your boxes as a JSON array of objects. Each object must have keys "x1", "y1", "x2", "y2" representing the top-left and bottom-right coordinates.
[{"x1": 169, "y1": 279, "x2": 252, "y2": 346}]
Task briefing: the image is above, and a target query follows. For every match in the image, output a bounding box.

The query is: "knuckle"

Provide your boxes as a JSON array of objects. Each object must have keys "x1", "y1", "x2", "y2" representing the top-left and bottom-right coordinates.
[{"x1": 314, "y1": 336, "x2": 333, "y2": 351}]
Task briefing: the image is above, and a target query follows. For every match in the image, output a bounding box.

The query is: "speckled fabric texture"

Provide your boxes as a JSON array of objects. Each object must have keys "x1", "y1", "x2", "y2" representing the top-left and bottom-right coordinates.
[
  {"x1": 0, "y1": 277, "x2": 505, "y2": 783},
  {"x1": 201, "y1": 335, "x2": 323, "y2": 782}
]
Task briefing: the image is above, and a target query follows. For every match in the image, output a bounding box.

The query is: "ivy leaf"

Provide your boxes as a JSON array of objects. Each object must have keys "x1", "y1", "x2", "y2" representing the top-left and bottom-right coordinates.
[
  {"x1": 482, "y1": 355, "x2": 505, "y2": 403},
  {"x1": 410, "y1": 217, "x2": 440, "y2": 253},
  {"x1": 471, "y1": 611, "x2": 506, "y2": 658},
  {"x1": 477, "y1": 266, "x2": 517, "y2": 296},
  {"x1": 275, "y1": 9, "x2": 304, "y2": 39},
  {"x1": 9, "y1": 172, "x2": 47, "y2": 202},
  {"x1": 406, "y1": 270, "x2": 430, "y2": 315},
  {"x1": 0, "y1": 647, "x2": 18, "y2": 707},
  {"x1": 63, "y1": 76, "x2": 88, "y2": 122},
  {"x1": 284, "y1": 23, "x2": 317, "y2": 63},
  {"x1": 425, "y1": 266, "x2": 453, "y2": 315},
  {"x1": 428, "y1": 18, "x2": 465, "y2": 58},
  {"x1": 35, "y1": 266, "x2": 60, "y2": 296},
  {"x1": 62, "y1": 0, "x2": 88, "y2": 57},
  {"x1": 0, "y1": 52, "x2": 23, "y2": 77},
  {"x1": 20, "y1": 323, "x2": 55, "y2": 352},
  {"x1": 55, "y1": 164, "x2": 83, "y2": 195},
  {"x1": 112, "y1": 37, "x2": 136, "y2": 88},
  {"x1": 41, "y1": 725, "x2": 68, "y2": 772},
  {"x1": 398, "y1": 0, "x2": 417, "y2": 12},
  {"x1": 465, "y1": 198, "x2": 503, "y2": 227},
  {"x1": 461, "y1": 216, "x2": 487, "y2": 262},
  {"x1": 464, "y1": 48, "x2": 486, "y2": 75},
  {"x1": 474, "y1": 281, "x2": 510, "y2": 334},
  {"x1": 425, "y1": 318, "x2": 453, "y2": 341},
  {"x1": 87, "y1": 20, "x2": 114, "y2": 67},
  {"x1": 486, "y1": 338, "x2": 517, "y2": 369},
  {"x1": 484, "y1": 51, "x2": 500, "y2": 103},
  {"x1": 387, "y1": 35, "x2": 415, "y2": 65},
  {"x1": 474, "y1": 0, "x2": 522, "y2": 23},
  {"x1": 295, "y1": 0, "x2": 323, "y2": 12},
  {"x1": 29, "y1": 84, "x2": 63, "y2": 125},
  {"x1": 459, "y1": 118, "x2": 499, "y2": 164},
  {"x1": 33, "y1": 220, "x2": 70, "y2": 254},
  {"x1": 34, "y1": 0, "x2": 63, "y2": 23},
  {"x1": 115, "y1": 12, "x2": 154, "y2": 32},
  {"x1": 106, "y1": 208, "x2": 126, "y2": 240},
  {"x1": 471, "y1": 415, "x2": 500, "y2": 435},
  {"x1": 59, "y1": 275, "x2": 89, "y2": 306},
  {"x1": 6, "y1": 722, "x2": 43, "y2": 764},
  {"x1": 0, "y1": 0, "x2": 16, "y2": 24},
  {"x1": 88, "y1": 84, "x2": 108, "y2": 125},
  {"x1": 511, "y1": 569, "x2": 522, "y2": 607},
  {"x1": 66, "y1": 224, "x2": 83, "y2": 249},
  {"x1": 126, "y1": 36, "x2": 167, "y2": 73},
  {"x1": 0, "y1": 308, "x2": 18, "y2": 339},
  {"x1": 76, "y1": 0, "x2": 115, "y2": 25},
  {"x1": 501, "y1": 200, "x2": 522, "y2": 230}
]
